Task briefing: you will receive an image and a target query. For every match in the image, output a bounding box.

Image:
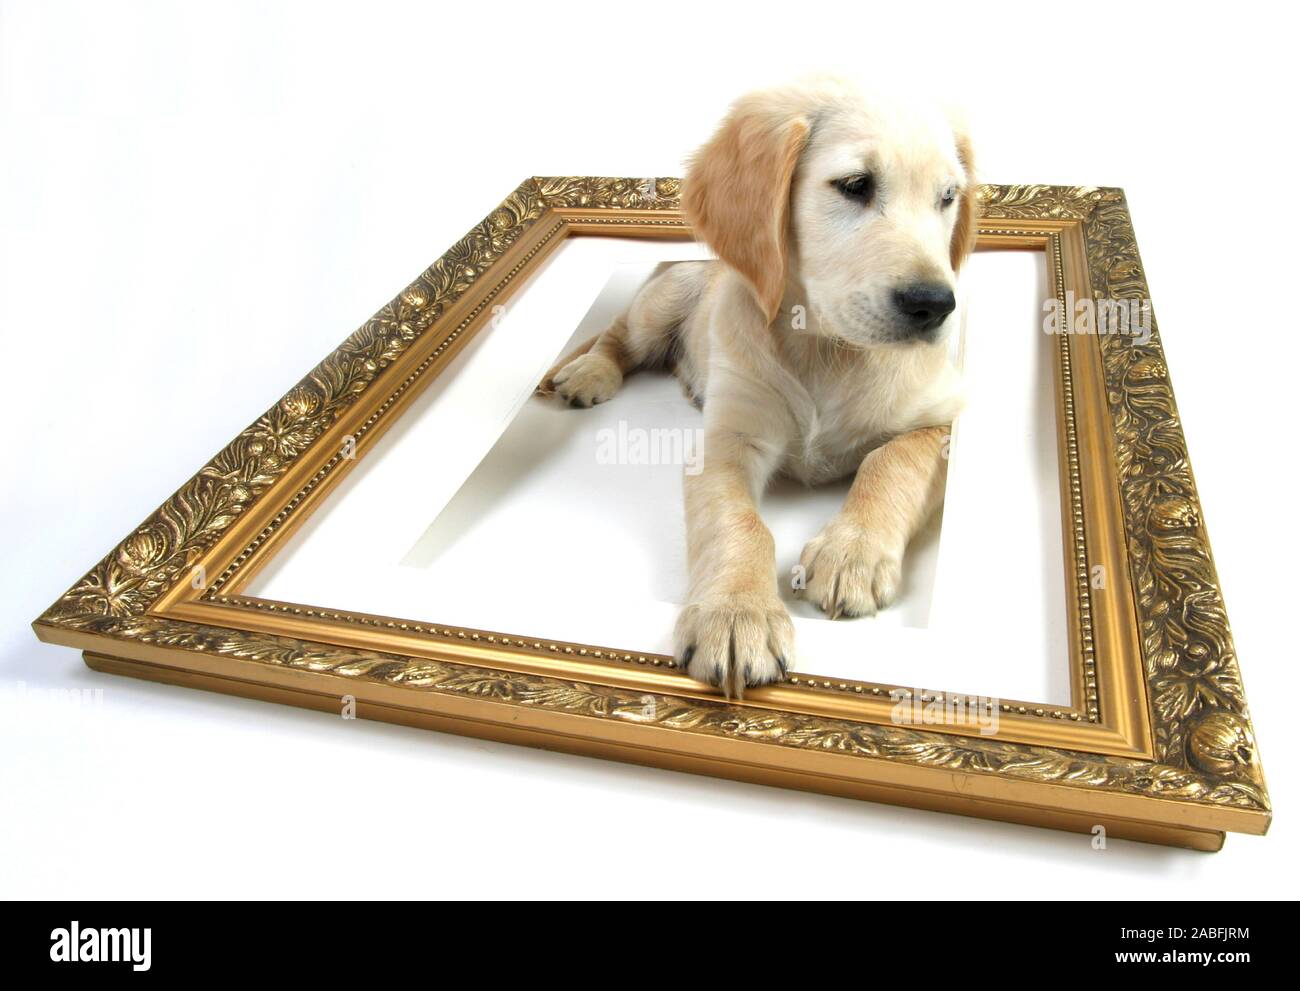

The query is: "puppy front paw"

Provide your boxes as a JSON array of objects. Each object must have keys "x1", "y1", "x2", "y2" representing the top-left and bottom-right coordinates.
[
  {"x1": 674, "y1": 593, "x2": 794, "y2": 697},
  {"x1": 550, "y1": 353, "x2": 622, "y2": 408},
  {"x1": 798, "y1": 519, "x2": 903, "y2": 619}
]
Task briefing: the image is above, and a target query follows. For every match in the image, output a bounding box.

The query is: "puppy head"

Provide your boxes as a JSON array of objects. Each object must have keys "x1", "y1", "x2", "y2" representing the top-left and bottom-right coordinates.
[{"x1": 683, "y1": 78, "x2": 977, "y2": 346}]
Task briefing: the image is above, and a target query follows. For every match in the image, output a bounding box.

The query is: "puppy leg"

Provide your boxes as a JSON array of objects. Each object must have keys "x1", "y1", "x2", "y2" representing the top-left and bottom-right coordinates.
[
  {"x1": 674, "y1": 425, "x2": 794, "y2": 697},
  {"x1": 800, "y1": 425, "x2": 948, "y2": 619},
  {"x1": 541, "y1": 262, "x2": 709, "y2": 408}
]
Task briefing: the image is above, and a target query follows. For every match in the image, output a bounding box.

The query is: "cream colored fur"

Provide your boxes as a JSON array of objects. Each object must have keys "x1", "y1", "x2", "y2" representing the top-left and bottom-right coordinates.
[{"x1": 542, "y1": 78, "x2": 978, "y2": 696}]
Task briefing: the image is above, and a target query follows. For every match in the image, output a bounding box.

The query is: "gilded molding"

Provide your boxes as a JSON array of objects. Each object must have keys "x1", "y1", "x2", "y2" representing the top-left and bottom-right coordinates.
[
  {"x1": 1084, "y1": 192, "x2": 1262, "y2": 781},
  {"x1": 534, "y1": 175, "x2": 682, "y2": 210},
  {"x1": 978, "y1": 183, "x2": 1121, "y2": 220},
  {"x1": 49, "y1": 610, "x2": 1265, "y2": 811}
]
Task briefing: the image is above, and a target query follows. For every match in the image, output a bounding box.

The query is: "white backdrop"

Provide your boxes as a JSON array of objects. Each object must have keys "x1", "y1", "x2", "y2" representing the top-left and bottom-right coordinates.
[{"x1": 2, "y1": 0, "x2": 1295, "y2": 898}]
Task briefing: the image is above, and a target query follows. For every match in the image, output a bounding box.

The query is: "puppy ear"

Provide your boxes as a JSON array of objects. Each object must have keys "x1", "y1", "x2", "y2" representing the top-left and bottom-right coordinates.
[
  {"x1": 950, "y1": 131, "x2": 979, "y2": 273},
  {"x1": 682, "y1": 99, "x2": 810, "y2": 322}
]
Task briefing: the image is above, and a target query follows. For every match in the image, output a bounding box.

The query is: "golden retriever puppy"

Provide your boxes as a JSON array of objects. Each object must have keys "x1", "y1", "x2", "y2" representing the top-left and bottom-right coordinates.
[{"x1": 543, "y1": 77, "x2": 978, "y2": 696}]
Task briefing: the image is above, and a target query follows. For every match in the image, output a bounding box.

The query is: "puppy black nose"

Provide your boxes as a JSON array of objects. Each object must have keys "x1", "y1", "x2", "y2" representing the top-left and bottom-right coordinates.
[{"x1": 893, "y1": 284, "x2": 956, "y2": 334}]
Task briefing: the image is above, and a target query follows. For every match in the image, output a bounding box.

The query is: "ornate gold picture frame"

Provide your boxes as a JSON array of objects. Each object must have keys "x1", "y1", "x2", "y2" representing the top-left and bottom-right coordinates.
[{"x1": 33, "y1": 178, "x2": 1270, "y2": 851}]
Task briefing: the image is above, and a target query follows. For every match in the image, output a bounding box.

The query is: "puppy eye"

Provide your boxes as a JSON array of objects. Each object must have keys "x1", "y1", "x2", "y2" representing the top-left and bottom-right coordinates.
[
  {"x1": 941, "y1": 185, "x2": 958, "y2": 208},
  {"x1": 833, "y1": 172, "x2": 875, "y2": 204}
]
